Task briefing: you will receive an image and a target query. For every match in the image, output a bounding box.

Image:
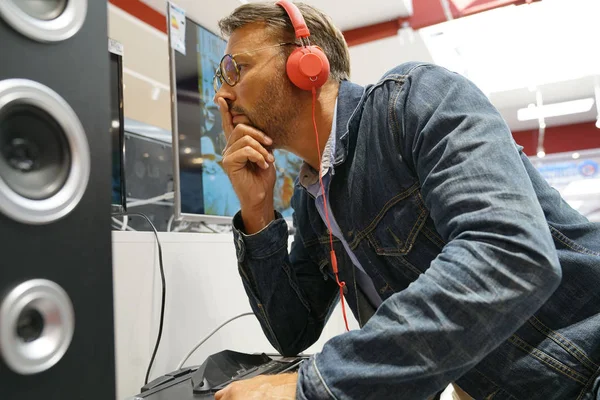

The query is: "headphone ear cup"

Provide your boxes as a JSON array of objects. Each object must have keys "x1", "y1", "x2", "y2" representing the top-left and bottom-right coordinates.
[{"x1": 286, "y1": 46, "x2": 330, "y2": 91}]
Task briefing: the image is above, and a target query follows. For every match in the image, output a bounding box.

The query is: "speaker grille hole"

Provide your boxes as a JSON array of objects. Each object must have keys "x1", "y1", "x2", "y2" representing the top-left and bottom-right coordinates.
[{"x1": 0, "y1": 103, "x2": 71, "y2": 200}]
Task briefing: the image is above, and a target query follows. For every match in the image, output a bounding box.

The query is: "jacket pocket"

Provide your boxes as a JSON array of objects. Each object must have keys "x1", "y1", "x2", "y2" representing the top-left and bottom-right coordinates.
[
  {"x1": 357, "y1": 187, "x2": 445, "y2": 287},
  {"x1": 363, "y1": 183, "x2": 428, "y2": 255}
]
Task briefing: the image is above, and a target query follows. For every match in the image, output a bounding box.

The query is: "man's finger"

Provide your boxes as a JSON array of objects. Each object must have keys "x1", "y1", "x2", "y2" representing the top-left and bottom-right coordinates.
[
  {"x1": 224, "y1": 123, "x2": 273, "y2": 155},
  {"x1": 224, "y1": 135, "x2": 274, "y2": 164},
  {"x1": 217, "y1": 97, "x2": 234, "y2": 140},
  {"x1": 223, "y1": 147, "x2": 270, "y2": 171}
]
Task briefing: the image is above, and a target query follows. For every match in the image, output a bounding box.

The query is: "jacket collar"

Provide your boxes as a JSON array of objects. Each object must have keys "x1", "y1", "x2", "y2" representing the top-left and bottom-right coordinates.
[{"x1": 333, "y1": 79, "x2": 365, "y2": 166}]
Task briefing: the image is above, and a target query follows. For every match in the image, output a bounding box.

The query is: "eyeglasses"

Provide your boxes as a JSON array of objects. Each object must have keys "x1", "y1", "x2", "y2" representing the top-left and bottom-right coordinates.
[{"x1": 213, "y1": 42, "x2": 298, "y2": 92}]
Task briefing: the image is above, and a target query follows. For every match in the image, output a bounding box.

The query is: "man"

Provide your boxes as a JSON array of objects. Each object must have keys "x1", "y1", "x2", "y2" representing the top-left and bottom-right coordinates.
[{"x1": 212, "y1": 2, "x2": 600, "y2": 399}]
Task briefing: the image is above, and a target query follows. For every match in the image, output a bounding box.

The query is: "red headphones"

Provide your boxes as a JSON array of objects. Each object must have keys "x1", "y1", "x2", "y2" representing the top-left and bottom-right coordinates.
[
  {"x1": 276, "y1": 0, "x2": 330, "y2": 91},
  {"x1": 275, "y1": 1, "x2": 349, "y2": 331}
]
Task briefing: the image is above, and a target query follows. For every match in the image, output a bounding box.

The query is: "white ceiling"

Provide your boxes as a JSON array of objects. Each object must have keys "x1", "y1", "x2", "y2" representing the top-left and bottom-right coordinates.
[
  {"x1": 141, "y1": 0, "x2": 413, "y2": 34},
  {"x1": 134, "y1": 0, "x2": 600, "y2": 132},
  {"x1": 419, "y1": 0, "x2": 600, "y2": 131}
]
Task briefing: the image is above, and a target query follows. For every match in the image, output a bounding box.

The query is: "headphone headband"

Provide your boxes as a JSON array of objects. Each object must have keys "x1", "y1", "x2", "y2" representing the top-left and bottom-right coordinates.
[
  {"x1": 274, "y1": 0, "x2": 330, "y2": 91},
  {"x1": 276, "y1": 0, "x2": 310, "y2": 38}
]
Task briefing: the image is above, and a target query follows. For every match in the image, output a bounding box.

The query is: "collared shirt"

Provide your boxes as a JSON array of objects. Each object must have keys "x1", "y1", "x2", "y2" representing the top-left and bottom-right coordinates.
[{"x1": 298, "y1": 101, "x2": 383, "y2": 309}]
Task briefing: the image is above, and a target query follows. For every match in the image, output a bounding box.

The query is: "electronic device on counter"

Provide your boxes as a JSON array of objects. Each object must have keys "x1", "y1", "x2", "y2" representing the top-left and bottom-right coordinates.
[
  {"x1": 167, "y1": 3, "x2": 301, "y2": 224},
  {"x1": 122, "y1": 119, "x2": 174, "y2": 231},
  {"x1": 132, "y1": 350, "x2": 308, "y2": 400}
]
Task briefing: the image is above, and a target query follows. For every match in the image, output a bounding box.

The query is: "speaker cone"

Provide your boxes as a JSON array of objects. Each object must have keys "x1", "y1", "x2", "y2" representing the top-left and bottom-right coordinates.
[
  {"x1": 0, "y1": 79, "x2": 90, "y2": 225},
  {"x1": 0, "y1": 279, "x2": 75, "y2": 375},
  {"x1": 0, "y1": 104, "x2": 71, "y2": 200},
  {"x1": 0, "y1": 0, "x2": 87, "y2": 42}
]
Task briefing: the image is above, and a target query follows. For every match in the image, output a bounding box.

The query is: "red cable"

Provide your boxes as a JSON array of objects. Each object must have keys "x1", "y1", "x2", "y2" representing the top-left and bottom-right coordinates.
[{"x1": 311, "y1": 87, "x2": 349, "y2": 332}]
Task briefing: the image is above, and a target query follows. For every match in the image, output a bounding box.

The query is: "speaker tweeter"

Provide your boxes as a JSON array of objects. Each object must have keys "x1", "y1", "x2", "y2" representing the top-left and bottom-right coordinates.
[{"x1": 0, "y1": 279, "x2": 75, "y2": 375}]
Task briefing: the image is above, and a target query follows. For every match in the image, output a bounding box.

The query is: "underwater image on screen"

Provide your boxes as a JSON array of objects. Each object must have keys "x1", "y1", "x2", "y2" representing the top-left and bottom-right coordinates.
[{"x1": 176, "y1": 20, "x2": 301, "y2": 218}]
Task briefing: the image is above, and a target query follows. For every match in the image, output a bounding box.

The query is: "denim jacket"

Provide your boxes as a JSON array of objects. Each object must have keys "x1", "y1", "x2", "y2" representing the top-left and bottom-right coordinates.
[{"x1": 231, "y1": 62, "x2": 600, "y2": 400}]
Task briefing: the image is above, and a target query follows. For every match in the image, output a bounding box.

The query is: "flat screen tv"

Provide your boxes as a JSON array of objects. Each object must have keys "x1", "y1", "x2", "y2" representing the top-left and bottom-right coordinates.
[{"x1": 167, "y1": 5, "x2": 301, "y2": 223}]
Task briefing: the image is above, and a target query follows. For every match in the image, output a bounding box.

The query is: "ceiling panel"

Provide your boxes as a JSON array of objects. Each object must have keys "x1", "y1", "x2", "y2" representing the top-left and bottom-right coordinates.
[
  {"x1": 141, "y1": 0, "x2": 413, "y2": 34},
  {"x1": 248, "y1": 0, "x2": 413, "y2": 30}
]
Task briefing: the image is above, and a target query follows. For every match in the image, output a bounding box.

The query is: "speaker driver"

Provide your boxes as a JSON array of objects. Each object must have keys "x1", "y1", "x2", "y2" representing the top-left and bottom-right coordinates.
[
  {"x1": 0, "y1": 104, "x2": 71, "y2": 201},
  {"x1": 0, "y1": 0, "x2": 87, "y2": 42},
  {"x1": 0, "y1": 279, "x2": 75, "y2": 375},
  {"x1": 0, "y1": 79, "x2": 90, "y2": 225}
]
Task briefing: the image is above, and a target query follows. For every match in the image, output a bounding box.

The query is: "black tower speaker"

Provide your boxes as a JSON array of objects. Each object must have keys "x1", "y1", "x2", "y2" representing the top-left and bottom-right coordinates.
[{"x1": 0, "y1": 1, "x2": 116, "y2": 399}]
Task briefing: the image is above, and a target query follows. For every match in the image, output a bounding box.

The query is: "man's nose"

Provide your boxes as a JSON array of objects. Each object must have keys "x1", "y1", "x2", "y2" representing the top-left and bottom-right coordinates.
[{"x1": 214, "y1": 82, "x2": 234, "y2": 104}]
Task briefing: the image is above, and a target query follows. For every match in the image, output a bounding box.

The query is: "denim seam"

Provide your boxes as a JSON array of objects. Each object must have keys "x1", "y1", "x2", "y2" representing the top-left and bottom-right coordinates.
[
  {"x1": 389, "y1": 77, "x2": 405, "y2": 141},
  {"x1": 528, "y1": 315, "x2": 600, "y2": 372},
  {"x1": 461, "y1": 368, "x2": 501, "y2": 399},
  {"x1": 245, "y1": 242, "x2": 288, "y2": 260},
  {"x1": 379, "y1": 282, "x2": 392, "y2": 294},
  {"x1": 311, "y1": 357, "x2": 338, "y2": 400},
  {"x1": 421, "y1": 225, "x2": 447, "y2": 249},
  {"x1": 549, "y1": 226, "x2": 600, "y2": 257},
  {"x1": 472, "y1": 367, "x2": 501, "y2": 393},
  {"x1": 255, "y1": 303, "x2": 283, "y2": 352},
  {"x1": 238, "y1": 265, "x2": 259, "y2": 295},
  {"x1": 394, "y1": 255, "x2": 424, "y2": 277},
  {"x1": 509, "y1": 335, "x2": 589, "y2": 385},
  {"x1": 350, "y1": 181, "x2": 421, "y2": 250},
  {"x1": 365, "y1": 75, "x2": 406, "y2": 104},
  {"x1": 280, "y1": 262, "x2": 312, "y2": 312},
  {"x1": 397, "y1": 192, "x2": 426, "y2": 253},
  {"x1": 576, "y1": 366, "x2": 600, "y2": 400},
  {"x1": 303, "y1": 236, "x2": 341, "y2": 248}
]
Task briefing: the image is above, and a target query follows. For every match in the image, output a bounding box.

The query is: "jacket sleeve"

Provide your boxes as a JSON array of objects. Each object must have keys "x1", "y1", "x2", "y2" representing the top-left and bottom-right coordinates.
[
  {"x1": 232, "y1": 209, "x2": 339, "y2": 356},
  {"x1": 296, "y1": 64, "x2": 562, "y2": 400}
]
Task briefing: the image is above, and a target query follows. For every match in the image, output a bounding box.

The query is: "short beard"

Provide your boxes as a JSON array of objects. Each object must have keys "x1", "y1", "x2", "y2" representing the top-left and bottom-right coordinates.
[{"x1": 231, "y1": 76, "x2": 301, "y2": 149}]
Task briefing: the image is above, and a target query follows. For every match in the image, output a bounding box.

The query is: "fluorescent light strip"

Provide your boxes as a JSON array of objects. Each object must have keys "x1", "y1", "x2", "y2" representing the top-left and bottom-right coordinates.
[
  {"x1": 517, "y1": 98, "x2": 595, "y2": 121},
  {"x1": 123, "y1": 67, "x2": 170, "y2": 91}
]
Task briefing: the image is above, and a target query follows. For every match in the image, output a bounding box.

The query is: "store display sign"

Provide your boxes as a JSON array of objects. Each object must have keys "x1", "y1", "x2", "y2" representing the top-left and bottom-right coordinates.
[{"x1": 169, "y1": 2, "x2": 187, "y2": 55}]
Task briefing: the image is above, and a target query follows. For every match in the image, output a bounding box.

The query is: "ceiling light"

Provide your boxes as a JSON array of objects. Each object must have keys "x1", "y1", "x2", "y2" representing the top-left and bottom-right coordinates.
[
  {"x1": 596, "y1": 119, "x2": 600, "y2": 129},
  {"x1": 518, "y1": 98, "x2": 595, "y2": 121},
  {"x1": 572, "y1": 152, "x2": 580, "y2": 159},
  {"x1": 537, "y1": 150, "x2": 546, "y2": 158}
]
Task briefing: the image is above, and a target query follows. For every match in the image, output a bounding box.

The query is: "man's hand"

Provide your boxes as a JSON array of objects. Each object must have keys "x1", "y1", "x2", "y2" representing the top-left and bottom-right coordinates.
[
  {"x1": 217, "y1": 97, "x2": 276, "y2": 234},
  {"x1": 214, "y1": 372, "x2": 298, "y2": 400}
]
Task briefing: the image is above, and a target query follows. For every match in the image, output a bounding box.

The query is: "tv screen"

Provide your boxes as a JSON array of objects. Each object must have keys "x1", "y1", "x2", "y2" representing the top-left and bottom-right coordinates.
[
  {"x1": 109, "y1": 49, "x2": 126, "y2": 212},
  {"x1": 169, "y1": 13, "x2": 301, "y2": 222}
]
